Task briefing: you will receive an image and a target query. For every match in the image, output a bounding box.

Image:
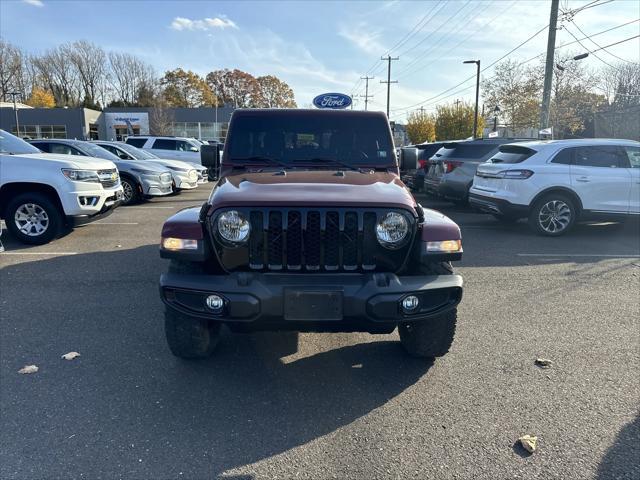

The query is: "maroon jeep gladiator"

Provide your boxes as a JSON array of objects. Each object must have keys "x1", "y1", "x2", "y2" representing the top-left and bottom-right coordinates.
[{"x1": 159, "y1": 109, "x2": 463, "y2": 359}]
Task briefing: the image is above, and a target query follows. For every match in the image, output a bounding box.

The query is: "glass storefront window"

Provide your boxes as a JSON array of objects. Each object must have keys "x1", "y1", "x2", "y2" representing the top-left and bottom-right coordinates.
[{"x1": 11, "y1": 125, "x2": 66, "y2": 139}]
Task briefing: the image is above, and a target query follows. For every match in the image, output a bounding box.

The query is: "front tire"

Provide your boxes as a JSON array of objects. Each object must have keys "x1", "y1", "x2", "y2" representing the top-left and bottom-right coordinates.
[
  {"x1": 528, "y1": 193, "x2": 576, "y2": 236},
  {"x1": 120, "y1": 177, "x2": 141, "y2": 205},
  {"x1": 164, "y1": 260, "x2": 221, "y2": 359},
  {"x1": 5, "y1": 192, "x2": 63, "y2": 245},
  {"x1": 165, "y1": 308, "x2": 221, "y2": 359},
  {"x1": 398, "y1": 309, "x2": 457, "y2": 359},
  {"x1": 398, "y1": 261, "x2": 457, "y2": 359}
]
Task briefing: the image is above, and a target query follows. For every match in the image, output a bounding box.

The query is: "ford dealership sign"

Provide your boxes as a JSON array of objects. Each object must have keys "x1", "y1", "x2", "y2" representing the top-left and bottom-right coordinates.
[{"x1": 313, "y1": 93, "x2": 352, "y2": 109}]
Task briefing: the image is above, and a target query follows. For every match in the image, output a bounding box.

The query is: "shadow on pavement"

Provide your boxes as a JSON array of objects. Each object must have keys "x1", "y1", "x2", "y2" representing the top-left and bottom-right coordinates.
[
  {"x1": 0, "y1": 245, "x2": 431, "y2": 479},
  {"x1": 413, "y1": 193, "x2": 640, "y2": 268},
  {"x1": 597, "y1": 414, "x2": 640, "y2": 480}
]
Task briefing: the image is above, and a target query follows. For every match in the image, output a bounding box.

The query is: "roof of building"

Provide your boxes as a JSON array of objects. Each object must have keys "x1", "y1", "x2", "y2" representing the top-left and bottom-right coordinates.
[{"x1": 0, "y1": 102, "x2": 34, "y2": 109}]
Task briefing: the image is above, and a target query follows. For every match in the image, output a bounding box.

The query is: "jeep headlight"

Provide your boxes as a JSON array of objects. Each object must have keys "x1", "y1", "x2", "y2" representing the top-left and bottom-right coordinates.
[
  {"x1": 376, "y1": 212, "x2": 408, "y2": 248},
  {"x1": 217, "y1": 210, "x2": 250, "y2": 243}
]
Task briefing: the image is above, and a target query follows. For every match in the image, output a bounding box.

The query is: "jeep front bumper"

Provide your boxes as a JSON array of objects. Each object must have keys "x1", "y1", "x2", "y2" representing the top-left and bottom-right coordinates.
[{"x1": 160, "y1": 272, "x2": 463, "y2": 333}]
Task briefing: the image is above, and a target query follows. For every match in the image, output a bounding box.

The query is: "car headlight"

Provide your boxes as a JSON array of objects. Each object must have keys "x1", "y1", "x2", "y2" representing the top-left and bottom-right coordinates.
[
  {"x1": 376, "y1": 212, "x2": 409, "y2": 248},
  {"x1": 61, "y1": 169, "x2": 100, "y2": 183},
  {"x1": 217, "y1": 210, "x2": 250, "y2": 244}
]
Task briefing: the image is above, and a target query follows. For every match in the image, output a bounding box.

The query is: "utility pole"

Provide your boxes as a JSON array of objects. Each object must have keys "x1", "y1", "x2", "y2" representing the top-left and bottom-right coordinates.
[
  {"x1": 359, "y1": 76, "x2": 374, "y2": 111},
  {"x1": 8, "y1": 91, "x2": 21, "y2": 136},
  {"x1": 539, "y1": 0, "x2": 560, "y2": 131},
  {"x1": 380, "y1": 56, "x2": 399, "y2": 118},
  {"x1": 463, "y1": 59, "x2": 480, "y2": 139}
]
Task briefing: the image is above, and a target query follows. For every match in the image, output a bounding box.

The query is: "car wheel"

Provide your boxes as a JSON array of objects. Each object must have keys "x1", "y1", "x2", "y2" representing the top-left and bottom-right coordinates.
[
  {"x1": 398, "y1": 261, "x2": 457, "y2": 359},
  {"x1": 120, "y1": 177, "x2": 141, "y2": 205},
  {"x1": 5, "y1": 192, "x2": 62, "y2": 245},
  {"x1": 164, "y1": 260, "x2": 221, "y2": 359},
  {"x1": 529, "y1": 194, "x2": 576, "y2": 236}
]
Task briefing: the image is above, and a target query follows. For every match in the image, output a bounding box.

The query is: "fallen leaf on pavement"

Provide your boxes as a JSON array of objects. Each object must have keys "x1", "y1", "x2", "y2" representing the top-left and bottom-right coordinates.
[
  {"x1": 519, "y1": 435, "x2": 538, "y2": 453},
  {"x1": 61, "y1": 352, "x2": 81, "y2": 361},
  {"x1": 18, "y1": 365, "x2": 38, "y2": 374},
  {"x1": 535, "y1": 358, "x2": 553, "y2": 369}
]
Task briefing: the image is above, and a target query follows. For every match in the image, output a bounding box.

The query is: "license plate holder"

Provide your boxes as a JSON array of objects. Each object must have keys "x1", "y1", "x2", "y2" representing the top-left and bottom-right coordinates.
[{"x1": 284, "y1": 290, "x2": 343, "y2": 321}]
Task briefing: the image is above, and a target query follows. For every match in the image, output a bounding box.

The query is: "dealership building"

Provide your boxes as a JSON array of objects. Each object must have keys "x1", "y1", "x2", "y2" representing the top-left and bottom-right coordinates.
[{"x1": 0, "y1": 105, "x2": 234, "y2": 142}]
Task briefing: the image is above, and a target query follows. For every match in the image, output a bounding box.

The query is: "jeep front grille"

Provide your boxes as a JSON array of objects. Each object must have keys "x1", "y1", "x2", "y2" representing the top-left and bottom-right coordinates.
[{"x1": 210, "y1": 208, "x2": 414, "y2": 273}]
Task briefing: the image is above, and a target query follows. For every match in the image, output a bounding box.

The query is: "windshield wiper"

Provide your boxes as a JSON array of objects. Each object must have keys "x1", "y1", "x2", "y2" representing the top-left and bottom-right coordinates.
[
  {"x1": 300, "y1": 157, "x2": 359, "y2": 171},
  {"x1": 231, "y1": 156, "x2": 291, "y2": 169}
]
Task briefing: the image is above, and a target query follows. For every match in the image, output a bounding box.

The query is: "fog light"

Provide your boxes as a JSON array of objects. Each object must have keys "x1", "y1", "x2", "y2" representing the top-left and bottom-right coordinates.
[
  {"x1": 402, "y1": 295, "x2": 420, "y2": 313},
  {"x1": 205, "y1": 294, "x2": 224, "y2": 313}
]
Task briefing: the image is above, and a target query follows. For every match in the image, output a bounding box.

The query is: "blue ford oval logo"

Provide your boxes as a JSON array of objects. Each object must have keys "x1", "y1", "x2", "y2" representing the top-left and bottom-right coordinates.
[{"x1": 313, "y1": 93, "x2": 352, "y2": 109}]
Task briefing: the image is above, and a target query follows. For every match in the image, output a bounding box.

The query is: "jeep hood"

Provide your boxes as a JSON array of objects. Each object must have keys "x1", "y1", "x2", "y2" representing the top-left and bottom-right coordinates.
[{"x1": 210, "y1": 170, "x2": 417, "y2": 213}]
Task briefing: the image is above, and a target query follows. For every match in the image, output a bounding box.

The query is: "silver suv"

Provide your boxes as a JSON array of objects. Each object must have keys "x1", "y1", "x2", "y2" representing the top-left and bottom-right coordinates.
[{"x1": 125, "y1": 136, "x2": 208, "y2": 183}]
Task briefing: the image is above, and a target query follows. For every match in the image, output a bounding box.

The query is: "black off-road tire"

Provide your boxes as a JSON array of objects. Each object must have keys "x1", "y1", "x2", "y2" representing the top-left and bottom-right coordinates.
[
  {"x1": 164, "y1": 260, "x2": 221, "y2": 359},
  {"x1": 399, "y1": 261, "x2": 457, "y2": 359},
  {"x1": 5, "y1": 192, "x2": 63, "y2": 245}
]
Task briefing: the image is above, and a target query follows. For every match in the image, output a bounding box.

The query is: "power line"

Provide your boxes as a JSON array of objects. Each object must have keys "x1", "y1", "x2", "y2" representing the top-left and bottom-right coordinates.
[
  {"x1": 367, "y1": 0, "x2": 477, "y2": 100},
  {"x1": 383, "y1": 1, "x2": 446, "y2": 56},
  {"x1": 396, "y1": 0, "x2": 472, "y2": 59},
  {"x1": 562, "y1": 25, "x2": 618, "y2": 69},
  {"x1": 570, "y1": 20, "x2": 636, "y2": 63},
  {"x1": 395, "y1": 0, "x2": 513, "y2": 81},
  {"x1": 590, "y1": 34, "x2": 640, "y2": 52},
  {"x1": 560, "y1": 0, "x2": 615, "y2": 18},
  {"x1": 391, "y1": 22, "x2": 550, "y2": 114},
  {"x1": 395, "y1": 0, "x2": 491, "y2": 78},
  {"x1": 348, "y1": 2, "x2": 445, "y2": 97}
]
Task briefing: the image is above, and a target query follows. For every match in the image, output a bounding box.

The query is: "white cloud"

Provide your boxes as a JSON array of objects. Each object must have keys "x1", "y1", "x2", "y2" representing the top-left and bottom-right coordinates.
[
  {"x1": 339, "y1": 22, "x2": 386, "y2": 55},
  {"x1": 170, "y1": 16, "x2": 237, "y2": 31},
  {"x1": 22, "y1": 0, "x2": 43, "y2": 6}
]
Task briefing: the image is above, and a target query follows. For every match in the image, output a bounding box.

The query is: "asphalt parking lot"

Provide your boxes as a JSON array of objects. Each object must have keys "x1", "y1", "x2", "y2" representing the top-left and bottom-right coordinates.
[{"x1": 1, "y1": 188, "x2": 638, "y2": 480}]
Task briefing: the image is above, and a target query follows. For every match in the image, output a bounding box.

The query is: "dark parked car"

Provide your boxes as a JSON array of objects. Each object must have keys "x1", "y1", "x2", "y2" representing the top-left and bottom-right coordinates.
[
  {"x1": 424, "y1": 138, "x2": 532, "y2": 204},
  {"x1": 401, "y1": 141, "x2": 462, "y2": 192},
  {"x1": 158, "y1": 109, "x2": 464, "y2": 360}
]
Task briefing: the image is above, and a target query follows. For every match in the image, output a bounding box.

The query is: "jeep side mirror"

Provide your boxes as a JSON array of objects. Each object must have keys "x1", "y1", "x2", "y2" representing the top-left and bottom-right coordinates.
[
  {"x1": 200, "y1": 144, "x2": 220, "y2": 181},
  {"x1": 399, "y1": 147, "x2": 418, "y2": 171}
]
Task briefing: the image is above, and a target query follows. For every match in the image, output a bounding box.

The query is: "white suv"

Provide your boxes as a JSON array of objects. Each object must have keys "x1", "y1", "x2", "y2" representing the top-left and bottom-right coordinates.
[
  {"x1": 0, "y1": 130, "x2": 124, "y2": 244},
  {"x1": 469, "y1": 139, "x2": 640, "y2": 236}
]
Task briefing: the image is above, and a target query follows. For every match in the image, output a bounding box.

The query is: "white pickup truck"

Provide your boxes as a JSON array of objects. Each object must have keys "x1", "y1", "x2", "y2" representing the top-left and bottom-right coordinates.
[{"x1": 0, "y1": 130, "x2": 124, "y2": 245}]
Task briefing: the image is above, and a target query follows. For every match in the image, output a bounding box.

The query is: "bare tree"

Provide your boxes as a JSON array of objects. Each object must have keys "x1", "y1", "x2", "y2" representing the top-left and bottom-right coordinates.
[
  {"x1": 69, "y1": 40, "x2": 106, "y2": 107},
  {"x1": 32, "y1": 44, "x2": 81, "y2": 106},
  {"x1": 0, "y1": 39, "x2": 31, "y2": 101},
  {"x1": 108, "y1": 51, "x2": 156, "y2": 105},
  {"x1": 149, "y1": 101, "x2": 174, "y2": 135},
  {"x1": 600, "y1": 62, "x2": 640, "y2": 108}
]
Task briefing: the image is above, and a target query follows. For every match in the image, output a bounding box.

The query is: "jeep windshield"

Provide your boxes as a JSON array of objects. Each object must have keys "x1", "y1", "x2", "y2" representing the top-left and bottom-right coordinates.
[{"x1": 225, "y1": 113, "x2": 396, "y2": 168}]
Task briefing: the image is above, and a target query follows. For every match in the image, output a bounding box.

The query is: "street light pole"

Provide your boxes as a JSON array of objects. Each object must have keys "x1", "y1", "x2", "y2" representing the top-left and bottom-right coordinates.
[
  {"x1": 463, "y1": 60, "x2": 480, "y2": 139},
  {"x1": 8, "y1": 91, "x2": 21, "y2": 136}
]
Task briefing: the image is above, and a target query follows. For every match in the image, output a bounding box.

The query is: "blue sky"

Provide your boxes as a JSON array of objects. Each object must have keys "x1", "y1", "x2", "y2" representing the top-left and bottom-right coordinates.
[{"x1": 2, "y1": 0, "x2": 639, "y2": 121}]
